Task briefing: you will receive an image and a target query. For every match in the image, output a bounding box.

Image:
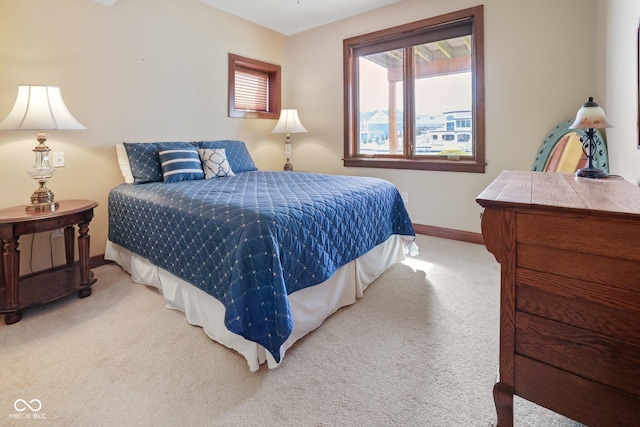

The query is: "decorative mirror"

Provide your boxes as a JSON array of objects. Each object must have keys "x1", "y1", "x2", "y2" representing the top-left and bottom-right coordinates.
[
  {"x1": 637, "y1": 21, "x2": 639, "y2": 149},
  {"x1": 532, "y1": 120, "x2": 609, "y2": 173}
]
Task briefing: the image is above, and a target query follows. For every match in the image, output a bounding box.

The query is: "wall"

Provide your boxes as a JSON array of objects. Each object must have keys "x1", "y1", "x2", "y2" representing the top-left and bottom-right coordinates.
[
  {"x1": 0, "y1": 0, "x2": 602, "y2": 274},
  {"x1": 0, "y1": 0, "x2": 286, "y2": 274},
  {"x1": 597, "y1": 0, "x2": 640, "y2": 183},
  {"x1": 284, "y1": 0, "x2": 598, "y2": 233}
]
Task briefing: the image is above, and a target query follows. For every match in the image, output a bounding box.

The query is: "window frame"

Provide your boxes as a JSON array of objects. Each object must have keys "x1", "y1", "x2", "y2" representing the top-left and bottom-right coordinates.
[
  {"x1": 343, "y1": 6, "x2": 485, "y2": 172},
  {"x1": 228, "y1": 53, "x2": 281, "y2": 119}
]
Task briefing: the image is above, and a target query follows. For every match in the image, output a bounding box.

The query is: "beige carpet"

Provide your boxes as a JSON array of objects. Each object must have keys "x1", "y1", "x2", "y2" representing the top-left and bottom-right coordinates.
[{"x1": 0, "y1": 235, "x2": 584, "y2": 426}]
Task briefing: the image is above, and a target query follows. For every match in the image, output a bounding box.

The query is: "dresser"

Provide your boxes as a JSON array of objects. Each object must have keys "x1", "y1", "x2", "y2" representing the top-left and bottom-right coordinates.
[{"x1": 476, "y1": 171, "x2": 640, "y2": 426}]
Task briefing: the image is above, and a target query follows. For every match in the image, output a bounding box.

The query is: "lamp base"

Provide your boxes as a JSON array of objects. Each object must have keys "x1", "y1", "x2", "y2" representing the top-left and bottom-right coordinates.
[
  {"x1": 26, "y1": 201, "x2": 59, "y2": 212},
  {"x1": 26, "y1": 183, "x2": 59, "y2": 212},
  {"x1": 575, "y1": 167, "x2": 608, "y2": 179},
  {"x1": 284, "y1": 159, "x2": 293, "y2": 171}
]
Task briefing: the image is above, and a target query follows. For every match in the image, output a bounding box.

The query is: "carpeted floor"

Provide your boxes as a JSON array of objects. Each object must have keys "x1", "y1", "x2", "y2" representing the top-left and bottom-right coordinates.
[{"x1": 0, "y1": 235, "x2": 584, "y2": 426}]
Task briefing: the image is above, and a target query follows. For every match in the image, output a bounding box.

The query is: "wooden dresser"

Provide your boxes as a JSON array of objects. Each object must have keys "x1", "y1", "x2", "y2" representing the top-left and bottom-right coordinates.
[{"x1": 476, "y1": 171, "x2": 640, "y2": 427}]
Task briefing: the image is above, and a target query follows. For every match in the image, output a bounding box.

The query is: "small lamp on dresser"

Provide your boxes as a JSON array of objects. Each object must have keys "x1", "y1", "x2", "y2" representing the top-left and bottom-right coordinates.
[
  {"x1": 271, "y1": 109, "x2": 307, "y2": 171},
  {"x1": 569, "y1": 96, "x2": 612, "y2": 179},
  {"x1": 0, "y1": 85, "x2": 86, "y2": 211}
]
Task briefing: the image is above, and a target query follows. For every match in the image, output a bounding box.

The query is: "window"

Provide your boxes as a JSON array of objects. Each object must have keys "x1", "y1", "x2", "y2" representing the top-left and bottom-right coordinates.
[
  {"x1": 228, "y1": 54, "x2": 281, "y2": 119},
  {"x1": 343, "y1": 6, "x2": 485, "y2": 172}
]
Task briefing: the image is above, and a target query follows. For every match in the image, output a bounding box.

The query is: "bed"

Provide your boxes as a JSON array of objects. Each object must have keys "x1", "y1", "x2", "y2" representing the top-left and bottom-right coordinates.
[{"x1": 106, "y1": 140, "x2": 417, "y2": 371}]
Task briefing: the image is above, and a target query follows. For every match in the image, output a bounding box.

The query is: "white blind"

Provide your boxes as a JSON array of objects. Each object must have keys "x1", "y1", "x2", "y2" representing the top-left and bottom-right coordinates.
[{"x1": 234, "y1": 66, "x2": 270, "y2": 112}]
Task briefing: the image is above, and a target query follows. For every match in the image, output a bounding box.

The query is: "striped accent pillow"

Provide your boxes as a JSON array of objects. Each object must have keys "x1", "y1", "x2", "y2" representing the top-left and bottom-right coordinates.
[{"x1": 158, "y1": 148, "x2": 204, "y2": 183}]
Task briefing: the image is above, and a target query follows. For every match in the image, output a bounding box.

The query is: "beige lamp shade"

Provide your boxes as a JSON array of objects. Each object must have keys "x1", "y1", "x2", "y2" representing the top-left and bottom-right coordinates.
[
  {"x1": 271, "y1": 109, "x2": 307, "y2": 134},
  {"x1": 0, "y1": 85, "x2": 85, "y2": 131}
]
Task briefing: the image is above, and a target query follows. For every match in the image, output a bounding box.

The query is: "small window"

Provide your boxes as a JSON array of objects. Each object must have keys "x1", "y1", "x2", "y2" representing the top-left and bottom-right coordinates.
[
  {"x1": 343, "y1": 6, "x2": 485, "y2": 172},
  {"x1": 228, "y1": 54, "x2": 281, "y2": 119}
]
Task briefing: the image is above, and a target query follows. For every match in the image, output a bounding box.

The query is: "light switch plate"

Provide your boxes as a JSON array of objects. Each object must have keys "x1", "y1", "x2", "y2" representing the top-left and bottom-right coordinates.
[{"x1": 53, "y1": 152, "x2": 64, "y2": 167}]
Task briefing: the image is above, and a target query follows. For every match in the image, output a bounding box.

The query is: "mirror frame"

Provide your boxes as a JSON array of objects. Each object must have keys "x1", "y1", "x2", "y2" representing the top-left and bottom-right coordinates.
[{"x1": 532, "y1": 119, "x2": 609, "y2": 173}]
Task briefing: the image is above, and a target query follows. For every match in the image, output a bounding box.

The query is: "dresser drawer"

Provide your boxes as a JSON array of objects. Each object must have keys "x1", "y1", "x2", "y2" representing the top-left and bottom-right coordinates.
[
  {"x1": 515, "y1": 212, "x2": 640, "y2": 262},
  {"x1": 514, "y1": 266, "x2": 640, "y2": 345},
  {"x1": 515, "y1": 311, "x2": 640, "y2": 396},
  {"x1": 514, "y1": 355, "x2": 640, "y2": 427}
]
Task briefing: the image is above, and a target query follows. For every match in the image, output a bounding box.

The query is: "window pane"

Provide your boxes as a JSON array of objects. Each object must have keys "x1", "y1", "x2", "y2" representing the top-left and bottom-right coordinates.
[
  {"x1": 358, "y1": 49, "x2": 404, "y2": 155},
  {"x1": 413, "y1": 36, "x2": 473, "y2": 157},
  {"x1": 343, "y1": 6, "x2": 485, "y2": 172}
]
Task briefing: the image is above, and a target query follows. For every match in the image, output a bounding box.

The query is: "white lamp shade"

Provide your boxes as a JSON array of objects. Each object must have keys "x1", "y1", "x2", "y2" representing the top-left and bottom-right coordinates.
[
  {"x1": 569, "y1": 97, "x2": 612, "y2": 129},
  {"x1": 0, "y1": 85, "x2": 86, "y2": 131},
  {"x1": 272, "y1": 109, "x2": 307, "y2": 134}
]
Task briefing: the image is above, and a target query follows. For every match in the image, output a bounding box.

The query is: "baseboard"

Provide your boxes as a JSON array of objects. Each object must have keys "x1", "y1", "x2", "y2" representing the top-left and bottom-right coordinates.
[
  {"x1": 90, "y1": 254, "x2": 113, "y2": 269},
  {"x1": 413, "y1": 223, "x2": 484, "y2": 245}
]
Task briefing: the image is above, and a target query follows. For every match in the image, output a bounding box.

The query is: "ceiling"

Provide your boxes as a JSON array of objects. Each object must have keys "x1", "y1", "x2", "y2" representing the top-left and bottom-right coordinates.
[
  {"x1": 91, "y1": 0, "x2": 118, "y2": 5},
  {"x1": 197, "y1": 0, "x2": 404, "y2": 35},
  {"x1": 89, "y1": 0, "x2": 404, "y2": 36}
]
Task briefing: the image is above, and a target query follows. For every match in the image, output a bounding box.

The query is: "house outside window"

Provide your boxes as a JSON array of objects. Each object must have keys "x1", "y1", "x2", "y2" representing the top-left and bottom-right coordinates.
[
  {"x1": 228, "y1": 54, "x2": 281, "y2": 119},
  {"x1": 343, "y1": 6, "x2": 485, "y2": 172}
]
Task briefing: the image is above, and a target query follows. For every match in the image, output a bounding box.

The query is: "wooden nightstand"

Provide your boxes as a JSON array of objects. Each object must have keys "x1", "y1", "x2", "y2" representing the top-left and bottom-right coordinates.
[{"x1": 0, "y1": 199, "x2": 98, "y2": 324}]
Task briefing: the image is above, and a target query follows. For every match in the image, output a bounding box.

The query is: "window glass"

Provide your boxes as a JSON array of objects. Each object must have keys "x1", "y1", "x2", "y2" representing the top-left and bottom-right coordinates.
[
  {"x1": 358, "y1": 49, "x2": 404, "y2": 156},
  {"x1": 343, "y1": 6, "x2": 485, "y2": 172},
  {"x1": 413, "y1": 37, "x2": 472, "y2": 158}
]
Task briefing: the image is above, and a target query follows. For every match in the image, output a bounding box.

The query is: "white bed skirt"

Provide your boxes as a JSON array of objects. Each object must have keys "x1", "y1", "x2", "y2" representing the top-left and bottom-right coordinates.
[{"x1": 105, "y1": 235, "x2": 406, "y2": 371}]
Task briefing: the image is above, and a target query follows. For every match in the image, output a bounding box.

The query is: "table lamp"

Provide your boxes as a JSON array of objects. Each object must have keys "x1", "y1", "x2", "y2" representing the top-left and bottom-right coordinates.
[
  {"x1": 569, "y1": 96, "x2": 612, "y2": 179},
  {"x1": 271, "y1": 109, "x2": 307, "y2": 171},
  {"x1": 0, "y1": 85, "x2": 86, "y2": 211}
]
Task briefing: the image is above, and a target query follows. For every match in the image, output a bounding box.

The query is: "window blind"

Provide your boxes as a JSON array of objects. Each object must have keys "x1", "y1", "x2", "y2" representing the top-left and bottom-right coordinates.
[{"x1": 234, "y1": 66, "x2": 270, "y2": 112}]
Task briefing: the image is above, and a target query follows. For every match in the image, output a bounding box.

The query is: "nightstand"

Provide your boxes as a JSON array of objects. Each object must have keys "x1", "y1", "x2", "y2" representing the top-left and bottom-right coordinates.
[{"x1": 0, "y1": 199, "x2": 98, "y2": 324}]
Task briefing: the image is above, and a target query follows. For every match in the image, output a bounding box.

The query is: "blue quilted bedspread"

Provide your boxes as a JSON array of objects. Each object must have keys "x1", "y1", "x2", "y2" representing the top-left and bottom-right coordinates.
[{"x1": 108, "y1": 171, "x2": 414, "y2": 361}]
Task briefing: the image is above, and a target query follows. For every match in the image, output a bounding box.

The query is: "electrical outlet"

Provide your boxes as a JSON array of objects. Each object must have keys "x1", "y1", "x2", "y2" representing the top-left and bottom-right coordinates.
[
  {"x1": 52, "y1": 228, "x2": 65, "y2": 238},
  {"x1": 400, "y1": 192, "x2": 409, "y2": 204},
  {"x1": 53, "y1": 152, "x2": 65, "y2": 167}
]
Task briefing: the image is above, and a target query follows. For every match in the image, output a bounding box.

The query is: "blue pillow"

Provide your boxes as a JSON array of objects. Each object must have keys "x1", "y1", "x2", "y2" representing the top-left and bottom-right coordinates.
[
  {"x1": 196, "y1": 140, "x2": 257, "y2": 173},
  {"x1": 157, "y1": 143, "x2": 204, "y2": 183},
  {"x1": 122, "y1": 142, "x2": 163, "y2": 184},
  {"x1": 123, "y1": 141, "x2": 198, "y2": 184}
]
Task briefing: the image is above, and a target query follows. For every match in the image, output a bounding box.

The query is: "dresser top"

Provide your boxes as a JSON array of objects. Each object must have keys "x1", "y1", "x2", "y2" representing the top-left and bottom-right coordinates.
[{"x1": 476, "y1": 171, "x2": 640, "y2": 218}]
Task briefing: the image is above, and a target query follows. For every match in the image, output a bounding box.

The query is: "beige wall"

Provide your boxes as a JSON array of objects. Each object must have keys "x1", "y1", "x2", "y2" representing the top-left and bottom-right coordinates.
[
  {"x1": 0, "y1": 0, "x2": 286, "y2": 273},
  {"x1": 597, "y1": 0, "x2": 640, "y2": 184},
  {"x1": 0, "y1": 0, "x2": 608, "y2": 274},
  {"x1": 284, "y1": 0, "x2": 598, "y2": 233}
]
